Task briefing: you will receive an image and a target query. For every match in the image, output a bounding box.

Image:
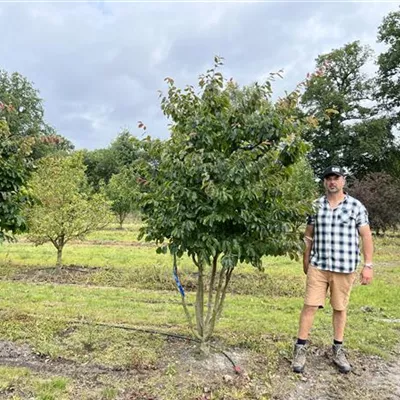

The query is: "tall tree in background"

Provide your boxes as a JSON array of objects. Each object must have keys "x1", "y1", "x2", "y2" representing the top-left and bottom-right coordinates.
[
  {"x1": 0, "y1": 69, "x2": 53, "y2": 138},
  {"x1": 0, "y1": 69, "x2": 73, "y2": 159},
  {"x1": 83, "y1": 129, "x2": 164, "y2": 195},
  {"x1": 110, "y1": 130, "x2": 143, "y2": 168},
  {"x1": 140, "y1": 58, "x2": 313, "y2": 351},
  {"x1": 375, "y1": 9, "x2": 400, "y2": 178},
  {"x1": 302, "y1": 41, "x2": 398, "y2": 179},
  {"x1": 83, "y1": 148, "x2": 118, "y2": 190},
  {"x1": 0, "y1": 106, "x2": 34, "y2": 242},
  {"x1": 377, "y1": 9, "x2": 400, "y2": 115}
]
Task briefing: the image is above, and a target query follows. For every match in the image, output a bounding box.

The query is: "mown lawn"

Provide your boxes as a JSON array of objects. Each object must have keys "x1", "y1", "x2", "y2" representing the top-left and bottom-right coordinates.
[{"x1": 0, "y1": 224, "x2": 399, "y2": 399}]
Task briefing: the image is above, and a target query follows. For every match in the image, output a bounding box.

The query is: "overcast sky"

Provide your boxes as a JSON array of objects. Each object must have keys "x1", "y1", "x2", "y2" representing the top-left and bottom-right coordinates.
[{"x1": 1, "y1": 1, "x2": 398, "y2": 150}]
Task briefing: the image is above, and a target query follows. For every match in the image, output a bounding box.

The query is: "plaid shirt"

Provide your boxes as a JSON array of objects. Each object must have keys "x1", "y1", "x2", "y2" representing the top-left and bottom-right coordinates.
[{"x1": 307, "y1": 194, "x2": 369, "y2": 273}]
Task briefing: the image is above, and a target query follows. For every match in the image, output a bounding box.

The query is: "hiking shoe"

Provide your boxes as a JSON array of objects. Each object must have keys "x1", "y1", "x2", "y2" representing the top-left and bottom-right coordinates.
[
  {"x1": 292, "y1": 344, "x2": 307, "y2": 373},
  {"x1": 332, "y1": 344, "x2": 351, "y2": 373}
]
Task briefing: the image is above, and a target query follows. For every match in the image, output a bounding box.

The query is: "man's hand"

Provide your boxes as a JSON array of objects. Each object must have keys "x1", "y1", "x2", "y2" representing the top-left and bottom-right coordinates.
[
  {"x1": 360, "y1": 266, "x2": 373, "y2": 285},
  {"x1": 302, "y1": 226, "x2": 314, "y2": 276}
]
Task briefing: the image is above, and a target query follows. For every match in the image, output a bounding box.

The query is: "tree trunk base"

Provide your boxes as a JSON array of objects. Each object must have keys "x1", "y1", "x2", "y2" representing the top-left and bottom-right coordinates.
[{"x1": 199, "y1": 340, "x2": 210, "y2": 356}]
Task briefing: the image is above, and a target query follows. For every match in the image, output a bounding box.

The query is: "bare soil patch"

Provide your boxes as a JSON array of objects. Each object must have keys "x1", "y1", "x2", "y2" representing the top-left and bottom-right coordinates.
[
  {"x1": 275, "y1": 344, "x2": 400, "y2": 400},
  {"x1": 9, "y1": 264, "x2": 104, "y2": 286},
  {"x1": 0, "y1": 339, "x2": 257, "y2": 399},
  {"x1": 0, "y1": 339, "x2": 399, "y2": 399}
]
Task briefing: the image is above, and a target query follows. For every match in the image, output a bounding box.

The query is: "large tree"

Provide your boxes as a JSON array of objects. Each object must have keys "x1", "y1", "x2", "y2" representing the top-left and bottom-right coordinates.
[
  {"x1": 377, "y1": 9, "x2": 400, "y2": 114},
  {"x1": 139, "y1": 58, "x2": 313, "y2": 351},
  {"x1": 0, "y1": 111, "x2": 34, "y2": 242},
  {"x1": 0, "y1": 69, "x2": 53, "y2": 138},
  {"x1": 0, "y1": 69, "x2": 73, "y2": 158},
  {"x1": 110, "y1": 130, "x2": 143, "y2": 168},
  {"x1": 83, "y1": 131, "x2": 163, "y2": 191},
  {"x1": 25, "y1": 153, "x2": 113, "y2": 268},
  {"x1": 302, "y1": 41, "x2": 398, "y2": 179}
]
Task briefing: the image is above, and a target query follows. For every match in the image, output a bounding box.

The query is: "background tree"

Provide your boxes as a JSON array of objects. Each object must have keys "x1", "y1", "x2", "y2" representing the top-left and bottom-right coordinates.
[
  {"x1": 139, "y1": 58, "x2": 313, "y2": 351},
  {"x1": 25, "y1": 153, "x2": 113, "y2": 268},
  {"x1": 106, "y1": 167, "x2": 141, "y2": 228},
  {"x1": 0, "y1": 69, "x2": 54, "y2": 138},
  {"x1": 110, "y1": 130, "x2": 144, "y2": 168},
  {"x1": 348, "y1": 173, "x2": 400, "y2": 235},
  {"x1": 31, "y1": 134, "x2": 74, "y2": 160},
  {"x1": 0, "y1": 69, "x2": 73, "y2": 158},
  {"x1": 301, "y1": 41, "x2": 398, "y2": 179},
  {"x1": 377, "y1": 9, "x2": 400, "y2": 115},
  {"x1": 83, "y1": 148, "x2": 118, "y2": 191},
  {"x1": 82, "y1": 131, "x2": 163, "y2": 191}
]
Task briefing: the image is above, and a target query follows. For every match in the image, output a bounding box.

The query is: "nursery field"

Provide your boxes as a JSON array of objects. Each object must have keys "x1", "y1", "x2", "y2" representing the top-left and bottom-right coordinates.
[{"x1": 0, "y1": 220, "x2": 399, "y2": 400}]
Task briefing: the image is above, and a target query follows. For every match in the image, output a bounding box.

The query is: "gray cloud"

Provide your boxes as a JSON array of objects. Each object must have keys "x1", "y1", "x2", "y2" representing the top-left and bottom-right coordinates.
[{"x1": 0, "y1": 1, "x2": 398, "y2": 149}]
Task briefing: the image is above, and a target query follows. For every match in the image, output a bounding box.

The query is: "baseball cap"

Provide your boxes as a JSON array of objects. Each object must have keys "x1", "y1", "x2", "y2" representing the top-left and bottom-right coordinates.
[{"x1": 322, "y1": 166, "x2": 345, "y2": 179}]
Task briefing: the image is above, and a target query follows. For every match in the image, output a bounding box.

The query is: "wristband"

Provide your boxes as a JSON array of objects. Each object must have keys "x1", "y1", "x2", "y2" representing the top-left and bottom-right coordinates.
[{"x1": 364, "y1": 263, "x2": 373, "y2": 269}]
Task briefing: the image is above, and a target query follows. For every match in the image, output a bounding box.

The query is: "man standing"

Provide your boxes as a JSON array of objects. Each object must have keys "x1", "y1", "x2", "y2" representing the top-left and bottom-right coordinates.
[{"x1": 292, "y1": 166, "x2": 374, "y2": 374}]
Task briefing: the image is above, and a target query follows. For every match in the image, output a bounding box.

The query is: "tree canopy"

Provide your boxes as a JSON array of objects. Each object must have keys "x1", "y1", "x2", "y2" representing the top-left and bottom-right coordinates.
[
  {"x1": 25, "y1": 153, "x2": 113, "y2": 267},
  {"x1": 301, "y1": 41, "x2": 399, "y2": 179},
  {"x1": 0, "y1": 114, "x2": 34, "y2": 242},
  {"x1": 139, "y1": 58, "x2": 313, "y2": 347},
  {"x1": 377, "y1": 9, "x2": 400, "y2": 114},
  {"x1": 0, "y1": 70, "x2": 53, "y2": 139},
  {"x1": 106, "y1": 167, "x2": 141, "y2": 228}
]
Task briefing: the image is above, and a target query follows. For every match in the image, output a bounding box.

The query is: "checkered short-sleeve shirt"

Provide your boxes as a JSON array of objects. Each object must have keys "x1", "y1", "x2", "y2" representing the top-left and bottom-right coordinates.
[{"x1": 307, "y1": 194, "x2": 369, "y2": 273}]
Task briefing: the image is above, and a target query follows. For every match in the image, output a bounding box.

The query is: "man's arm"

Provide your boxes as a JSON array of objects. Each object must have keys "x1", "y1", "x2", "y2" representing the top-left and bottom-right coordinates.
[
  {"x1": 303, "y1": 224, "x2": 314, "y2": 275},
  {"x1": 359, "y1": 224, "x2": 374, "y2": 285}
]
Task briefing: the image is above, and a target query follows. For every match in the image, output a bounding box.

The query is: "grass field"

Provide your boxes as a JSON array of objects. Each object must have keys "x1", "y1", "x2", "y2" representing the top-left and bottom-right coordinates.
[{"x1": 0, "y1": 220, "x2": 399, "y2": 399}]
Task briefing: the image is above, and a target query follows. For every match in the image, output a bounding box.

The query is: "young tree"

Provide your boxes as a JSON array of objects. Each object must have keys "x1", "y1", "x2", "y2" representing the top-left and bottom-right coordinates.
[
  {"x1": 25, "y1": 153, "x2": 113, "y2": 268},
  {"x1": 302, "y1": 41, "x2": 399, "y2": 179},
  {"x1": 348, "y1": 172, "x2": 400, "y2": 235},
  {"x1": 106, "y1": 167, "x2": 141, "y2": 228},
  {"x1": 139, "y1": 58, "x2": 313, "y2": 351}
]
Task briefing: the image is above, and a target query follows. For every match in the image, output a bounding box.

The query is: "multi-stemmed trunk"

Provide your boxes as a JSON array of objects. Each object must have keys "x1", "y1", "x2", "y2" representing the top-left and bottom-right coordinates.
[{"x1": 178, "y1": 253, "x2": 234, "y2": 354}]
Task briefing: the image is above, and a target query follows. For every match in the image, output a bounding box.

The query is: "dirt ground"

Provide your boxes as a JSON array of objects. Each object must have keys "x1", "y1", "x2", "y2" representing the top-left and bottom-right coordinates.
[
  {"x1": 0, "y1": 339, "x2": 399, "y2": 399},
  {"x1": 278, "y1": 345, "x2": 400, "y2": 400}
]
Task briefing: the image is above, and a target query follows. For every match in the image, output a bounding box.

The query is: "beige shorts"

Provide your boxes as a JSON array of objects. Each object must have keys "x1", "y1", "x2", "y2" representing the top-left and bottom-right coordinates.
[{"x1": 304, "y1": 266, "x2": 356, "y2": 311}]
